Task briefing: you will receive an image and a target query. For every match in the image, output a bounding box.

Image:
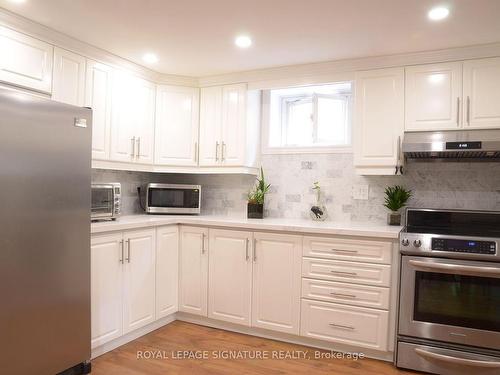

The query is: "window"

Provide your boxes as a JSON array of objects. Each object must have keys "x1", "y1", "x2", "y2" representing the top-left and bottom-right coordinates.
[{"x1": 264, "y1": 82, "x2": 352, "y2": 153}]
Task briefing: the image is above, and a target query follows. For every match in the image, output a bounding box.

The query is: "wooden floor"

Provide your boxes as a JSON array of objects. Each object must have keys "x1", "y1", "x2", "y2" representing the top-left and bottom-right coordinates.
[{"x1": 91, "y1": 321, "x2": 418, "y2": 375}]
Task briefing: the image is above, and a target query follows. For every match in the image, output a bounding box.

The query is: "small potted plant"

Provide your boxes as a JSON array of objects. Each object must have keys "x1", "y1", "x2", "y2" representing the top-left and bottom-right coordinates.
[
  {"x1": 247, "y1": 167, "x2": 270, "y2": 219},
  {"x1": 383, "y1": 185, "x2": 412, "y2": 225}
]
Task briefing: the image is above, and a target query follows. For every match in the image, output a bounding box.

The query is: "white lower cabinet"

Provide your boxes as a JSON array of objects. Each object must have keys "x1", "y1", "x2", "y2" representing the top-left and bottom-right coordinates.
[
  {"x1": 179, "y1": 226, "x2": 209, "y2": 316},
  {"x1": 300, "y1": 299, "x2": 389, "y2": 351},
  {"x1": 251, "y1": 232, "x2": 302, "y2": 335},
  {"x1": 208, "y1": 229, "x2": 252, "y2": 325},
  {"x1": 122, "y1": 229, "x2": 156, "y2": 334},
  {"x1": 90, "y1": 233, "x2": 123, "y2": 349},
  {"x1": 156, "y1": 226, "x2": 179, "y2": 319},
  {"x1": 91, "y1": 228, "x2": 160, "y2": 349}
]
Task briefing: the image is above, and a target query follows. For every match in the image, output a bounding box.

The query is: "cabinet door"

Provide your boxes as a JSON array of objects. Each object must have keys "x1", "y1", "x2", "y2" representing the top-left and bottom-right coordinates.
[
  {"x1": 405, "y1": 62, "x2": 462, "y2": 131},
  {"x1": 90, "y1": 233, "x2": 123, "y2": 349},
  {"x1": 133, "y1": 78, "x2": 156, "y2": 164},
  {"x1": 252, "y1": 233, "x2": 302, "y2": 335},
  {"x1": 123, "y1": 229, "x2": 156, "y2": 334},
  {"x1": 156, "y1": 226, "x2": 179, "y2": 319},
  {"x1": 179, "y1": 226, "x2": 208, "y2": 316},
  {"x1": 199, "y1": 86, "x2": 222, "y2": 166},
  {"x1": 463, "y1": 58, "x2": 500, "y2": 129},
  {"x1": 155, "y1": 85, "x2": 200, "y2": 166},
  {"x1": 0, "y1": 26, "x2": 53, "y2": 93},
  {"x1": 353, "y1": 68, "x2": 404, "y2": 175},
  {"x1": 85, "y1": 60, "x2": 113, "y2": 160},
  {"x1": 221, "y1": 84, "x2": 247, "y2": 166},
  {"x1": 52, "y1": 47, "x2": 86, "y2": 106},
  {"x1": 110, "y1": 71, "x2": 136, "y2": 162},
  {"x1": 208, "y1": 229, "x2": 252, "y2": 326}
]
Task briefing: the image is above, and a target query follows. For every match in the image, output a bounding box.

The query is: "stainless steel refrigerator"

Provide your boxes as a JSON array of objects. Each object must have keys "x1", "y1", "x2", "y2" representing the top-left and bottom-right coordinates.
[{"x1": 0, "y1": 87, "x2": 92, "y2": 375}]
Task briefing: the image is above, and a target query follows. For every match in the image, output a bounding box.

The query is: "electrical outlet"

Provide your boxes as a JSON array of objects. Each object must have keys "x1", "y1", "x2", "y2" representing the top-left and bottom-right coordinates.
[{"x1": 352, "y1": 184, "x2": 369, "y2": 200}]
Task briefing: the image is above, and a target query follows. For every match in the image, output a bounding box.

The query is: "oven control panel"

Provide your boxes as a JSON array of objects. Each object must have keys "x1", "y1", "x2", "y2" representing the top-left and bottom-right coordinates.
[{"x1": 431, "y1": 238, "x2": 496, "y2": 254}]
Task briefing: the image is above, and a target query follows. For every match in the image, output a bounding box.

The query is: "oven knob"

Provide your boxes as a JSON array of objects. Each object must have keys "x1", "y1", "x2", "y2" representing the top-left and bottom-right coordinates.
[
  {"x1": 414, "y1": 239, "x2": 422, "y2": 247},
  {"x1": 401, "y1": 238, "x2": 409, "y2": 246}
]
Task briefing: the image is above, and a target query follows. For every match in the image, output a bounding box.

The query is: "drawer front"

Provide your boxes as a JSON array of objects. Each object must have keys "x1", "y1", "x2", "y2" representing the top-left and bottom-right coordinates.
[
  {"x1": 303, "y1": 236, "x2": 393, "y2": 264},
  {"x1": 301, "y1": 278, "x2": 390, "y2": 310},
  {"x1": 300, "y1": 299, "x2": 389, "y2": 351},
  {"x1": 302, "y1": 258, "x2": 391, "y2": 287}
]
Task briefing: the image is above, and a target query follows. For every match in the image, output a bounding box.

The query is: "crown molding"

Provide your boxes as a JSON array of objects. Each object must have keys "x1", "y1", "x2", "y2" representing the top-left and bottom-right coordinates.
[
  {"x1": 199, "y1": 42, "x2": 500, "y2": 89},
  {"x1": 0, "y1": 7, "x2": 198, "y2": 87}
]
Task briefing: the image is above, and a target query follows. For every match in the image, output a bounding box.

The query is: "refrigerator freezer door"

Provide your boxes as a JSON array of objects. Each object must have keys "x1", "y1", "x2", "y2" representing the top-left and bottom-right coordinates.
[{"x1": 0, "y1": 87, "x2": 92, "y2": 375}]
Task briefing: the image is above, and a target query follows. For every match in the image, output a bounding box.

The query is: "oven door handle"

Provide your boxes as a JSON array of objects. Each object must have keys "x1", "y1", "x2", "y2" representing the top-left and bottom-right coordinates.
[
  {"x1": 409, "y1": 259, "x2": 500, "y2": 277},
  {"x1": 415, "y1": 348, "x2": 500, "y2": 368}
]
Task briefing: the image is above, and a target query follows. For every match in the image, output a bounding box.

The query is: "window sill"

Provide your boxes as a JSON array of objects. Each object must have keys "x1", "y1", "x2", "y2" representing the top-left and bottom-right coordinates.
[{"x1": 262, "y1": 146, "x2": 353, "y2": 155}]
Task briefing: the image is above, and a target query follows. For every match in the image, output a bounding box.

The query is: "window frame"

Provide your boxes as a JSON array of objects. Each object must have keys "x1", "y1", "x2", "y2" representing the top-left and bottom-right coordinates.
[{"x1": 262, "y1": 84, "x2": 353, "y2": 155}]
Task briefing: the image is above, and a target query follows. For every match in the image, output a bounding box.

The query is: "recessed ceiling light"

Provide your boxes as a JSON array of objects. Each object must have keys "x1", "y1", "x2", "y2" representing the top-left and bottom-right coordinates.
[
  {"x1": 235, "y1": 35, "x2": 252, "y2": 49},
  {"x1": 142, "y1": 53, "x2": 159, "y2": 64},
  {"x1": 428, "y1": 6, "x2": 450, "y2": 21}
]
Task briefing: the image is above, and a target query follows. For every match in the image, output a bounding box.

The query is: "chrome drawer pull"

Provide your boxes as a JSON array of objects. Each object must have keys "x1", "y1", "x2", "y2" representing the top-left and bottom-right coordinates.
[
  {"x1": 331, "y1": 249, "x2": 358, "y2": 254},
  {"x1": 330, "y1": 292, "x2": 357, "y2": 299},
  {"x1": 329, "y1": 323, "x2": 355, "y2": 330},
  {"x1": 330, "y1": 270, "x2": 358, "y2": 277},
  {"x1": 415, "y1": 348, "x2": 500, "y2": 368}
]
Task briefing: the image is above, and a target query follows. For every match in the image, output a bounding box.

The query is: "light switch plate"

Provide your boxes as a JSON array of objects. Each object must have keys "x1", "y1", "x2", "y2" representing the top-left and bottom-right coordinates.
[{"x1": 352, "y1": 184, "x2": 369, "y2": 200}]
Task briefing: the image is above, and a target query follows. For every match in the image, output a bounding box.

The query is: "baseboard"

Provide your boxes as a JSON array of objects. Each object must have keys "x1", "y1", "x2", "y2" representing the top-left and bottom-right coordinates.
[{"x1": 91, "y1": 312, "x2": 394, "y2": 363}]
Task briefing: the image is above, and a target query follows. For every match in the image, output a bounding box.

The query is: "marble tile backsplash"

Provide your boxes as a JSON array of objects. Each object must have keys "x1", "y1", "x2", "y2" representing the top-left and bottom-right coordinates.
[{"x1": 92, "y1": 154, "x2": 500, "y2": 223}]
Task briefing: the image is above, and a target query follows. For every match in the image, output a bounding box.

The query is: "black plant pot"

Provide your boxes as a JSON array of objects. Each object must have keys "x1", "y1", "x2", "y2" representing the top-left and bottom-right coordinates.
[{"x1": 247, "y1": 203, "x2": 264, "y2": 219}]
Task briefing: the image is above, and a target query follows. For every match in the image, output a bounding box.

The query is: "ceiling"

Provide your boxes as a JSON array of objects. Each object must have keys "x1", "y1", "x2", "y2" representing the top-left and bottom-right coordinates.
[{"x1": 1, "y1": 0, "x2": 500, "y2": 77}]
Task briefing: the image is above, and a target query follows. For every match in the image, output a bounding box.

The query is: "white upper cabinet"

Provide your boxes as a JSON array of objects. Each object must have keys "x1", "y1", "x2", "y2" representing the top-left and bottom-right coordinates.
[
  {"x1": 0, "y1": 26, "x2": 53, "y2": 93},
  {"x1": 199, "y1": 84, "x2": 260, "y2": 168},
  {"x1": 155, "y1": 85, "x2": 200, "y2": 166},
  {"x1": 463, "y1": 57, "x2": 500, "y2": 129},
  {"x1": 199, "y1": 86, "x2": 223, "y2": 166},
  {"x1": 86, "y1": 60, "x2": 113, "y2": 160},
  {"x1": 52, "y1": 47, "x2": 86, "y2": 106},
  {"x1": 208, "y1": 229, "x2": 253, "y2": 326},
  {"x1": 252, "y1": 233, "x2": 302, "y2": 335},
  {"x1": 110, "y1": 71, "x2": 156, "y2": 164},
  {"x1": 354, "y1": 68, "x2": 404, "y2": 175},
  {"x1": 156, "y1": 226, "x2": 179, "y2": 319},
  {"x1": 405, "y1": 62, "x2": 463, "y2": 131}
]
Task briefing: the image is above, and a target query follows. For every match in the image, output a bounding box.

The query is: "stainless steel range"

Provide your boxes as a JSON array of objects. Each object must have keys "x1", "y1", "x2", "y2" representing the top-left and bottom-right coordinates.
[{"x1": 396, "y1": 208, "x2": 500, "y2": 375}]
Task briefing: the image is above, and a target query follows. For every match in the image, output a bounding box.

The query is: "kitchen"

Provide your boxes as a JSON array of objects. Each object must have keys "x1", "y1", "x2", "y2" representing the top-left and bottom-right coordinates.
[{"x1": 1, "y1": 1, "x2": 500, "y2": 375}]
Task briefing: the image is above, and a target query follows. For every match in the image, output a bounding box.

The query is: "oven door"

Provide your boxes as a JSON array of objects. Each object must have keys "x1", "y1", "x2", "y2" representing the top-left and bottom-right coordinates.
[
  {"x1": 399, "y1": 256, "x2": 500, "y2": 350},
  {"x1": 91, "y1": 186, "x2": 114, "y2": 219},
  {"x1": 146, "y1": 185, "x2": 200, "y2": 214}
]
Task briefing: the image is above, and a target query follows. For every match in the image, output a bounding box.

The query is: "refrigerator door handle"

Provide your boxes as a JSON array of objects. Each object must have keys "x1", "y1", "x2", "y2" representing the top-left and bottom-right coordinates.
[
  {"x1": 126, "y1": 238, "x2": 131, "y2": 263},
  {"x1": 119, "y1": 240, "x2": 124, "y2": 263}
]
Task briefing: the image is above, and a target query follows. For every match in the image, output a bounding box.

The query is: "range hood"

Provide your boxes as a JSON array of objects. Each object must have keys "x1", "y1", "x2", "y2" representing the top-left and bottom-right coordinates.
[{"x1": 402, "y1": 130, "x2": 500, "y2": 161}]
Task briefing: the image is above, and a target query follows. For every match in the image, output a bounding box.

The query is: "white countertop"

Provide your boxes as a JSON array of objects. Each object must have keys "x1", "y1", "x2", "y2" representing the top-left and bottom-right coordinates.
[{"x1": 91, "y1": 215, "x2": 402, "y2": 239}]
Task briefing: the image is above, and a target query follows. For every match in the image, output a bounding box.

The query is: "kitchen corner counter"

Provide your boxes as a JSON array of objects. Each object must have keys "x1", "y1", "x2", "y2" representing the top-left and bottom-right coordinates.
[{"x1": 91, "y1": 215, "x2": 402, "y2": 239}]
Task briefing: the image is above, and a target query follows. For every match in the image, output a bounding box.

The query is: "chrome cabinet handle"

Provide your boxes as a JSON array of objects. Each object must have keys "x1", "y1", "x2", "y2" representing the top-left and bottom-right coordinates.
[
  {"x1": 215, "y1": 142, "x2": 219, "y2": 162},
  {"x1": 467, "y1": 96, "x2": 471, "y2": 125},
  {"x1": 245, "y1": 238, "x2": 250, "y2": 261},
  {"x1": 126, "y1": 239, "x2": 131, "y2": 263},
  {"x1": 201, "y1": 233, "x2": 206, "y2": 254},
  {"x1": 194, "y1": 142, "x2": 198, "y2": 162},
  {"x1": 414, "y1": 348, "x2": 500, "y2": 368},
  {"x1": 330, "y1": 292, "x2": 357, "y2": 299},
  {"x1": 329, "y1": 323, "x2": 355, "y2": 330},
  {"x1": 119, "y1": 240, "x2": 124, "y2": 263},
  {"x1": 456, "y1": 97, "x2": 460, "y2": 127},
  {"x1": 136, "y1": 137, "x2": 141, "y2": 158},
  {"x1": 131, "y1": 136, "x2": 136, "y2": 157},
  {"x1": 409, "y1": 259, "x2": 500, "y2": 277},
  {"x1": 221, "y1": 142, "x2": 226, "y2": 162},
  {"x1": 253, "y1": 238, "x2": 257, "y2": 262},
  {"x1": 331, "y1": 249, "x2": 358, "y2": 254},
  {"x1": 330, "y1": 270, "x2": 357, "y2": 277}
]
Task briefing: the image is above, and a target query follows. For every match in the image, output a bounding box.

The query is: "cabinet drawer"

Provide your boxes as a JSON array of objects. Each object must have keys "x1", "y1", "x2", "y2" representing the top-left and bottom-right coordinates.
[
  {"x1": 303, "y1": 236, "x2": 393, "y2": 264},
  {"x1": 302, "y1": 258, "x2": 391, "y2": 287},
  {"x1": 301, "y1": 278, "x2": 390, "y2": 310},
  {"x1": 300, "y1": 299, "x2": 389, "y2": 351}
]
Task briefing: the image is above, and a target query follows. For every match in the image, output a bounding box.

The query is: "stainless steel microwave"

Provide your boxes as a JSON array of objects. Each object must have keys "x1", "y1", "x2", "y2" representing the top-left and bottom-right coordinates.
[
  {"x1": 145, "y1": 183, "x2": 201, "y2": 214},
  {"x1": 91, "y1": 183, "x2": 121, "y2": 221}
]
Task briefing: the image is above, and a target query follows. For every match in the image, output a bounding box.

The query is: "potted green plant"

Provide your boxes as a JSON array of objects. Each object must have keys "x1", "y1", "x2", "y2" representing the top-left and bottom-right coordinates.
[
  {"x1": 383, "y1": 185, "x2": 412, "y2": 225},
  {"x1": 247, "y1": 167, "x2": 270, "y2": 219}
]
